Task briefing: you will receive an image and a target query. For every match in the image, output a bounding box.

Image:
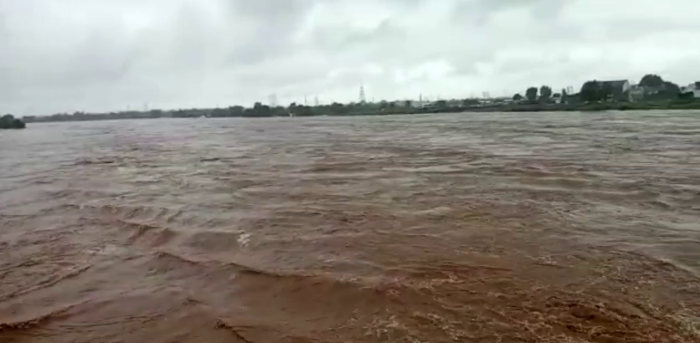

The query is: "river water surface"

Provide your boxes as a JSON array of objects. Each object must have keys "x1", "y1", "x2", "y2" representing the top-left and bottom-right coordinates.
[{"x1": 1, "y1": 112, "x2": 700, "y2": 342}]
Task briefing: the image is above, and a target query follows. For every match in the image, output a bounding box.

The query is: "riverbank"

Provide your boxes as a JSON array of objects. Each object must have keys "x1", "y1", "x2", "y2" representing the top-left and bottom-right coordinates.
[
  {"x1": 0, "y1": 115, "x2": 26, "y2": 129},
  {"x1": 467, "y1": 100, "x2": 700, "y2": 113},
  {"x1": 22, "y1": 99, "x2": 700, "y2": 123}
]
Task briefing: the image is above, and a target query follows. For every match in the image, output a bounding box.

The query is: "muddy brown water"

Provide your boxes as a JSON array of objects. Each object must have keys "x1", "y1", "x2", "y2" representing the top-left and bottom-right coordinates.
[{"x1": 1, "y1": 111, "x2": 700, "y2": 342}]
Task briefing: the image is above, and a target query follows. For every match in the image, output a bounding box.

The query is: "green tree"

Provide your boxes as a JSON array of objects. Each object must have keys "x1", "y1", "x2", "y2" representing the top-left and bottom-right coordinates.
[
  {"x1": 525, "y1": 87, "x2": 538, "y2": 101},
  {"x1": 539, "y1": 86, "x2": 552, "y2": 101},
  {"x1": 638, "y1": 74, "x2": 684, "y2": 99},
  {"x1": 291, "y1": 105, "x2": 313, "y2": 116},
  {"x1": 580, "y1": 81, "x2": 602, "y2": 102},
  {"x1": 329, "y1": 102, "x2": 347, "y2": 115},
  {"x1": 462, "y1": 99, "x2": 480, "y2": 106},
  {"x1": 245, "y1": 102, "x2": 271, "y2": 117},
  {"x1": 229, "y1": 106, "x2": 245, "y2": 116},
  {"x1": 435, "y1": 100, "x2": 448, "y2": 110},
  {"x1": 513, "y1": 93, "x2": 524, "y2": 101},
  {"x1": 663, "y1": 82, "x2": 681, "y2": 95},
  {"x1": 0, "y1": 114, "x2": 26, "y2": 129},
  {"x1": 210, "y1": 108, "x2": 228, "y2": 117},
  {"x1": 644, "y1": 81, "x2": 682, "y2": 101},
  {"x1": 640, "y1": 74, "x2": 664, "y2": 88}
]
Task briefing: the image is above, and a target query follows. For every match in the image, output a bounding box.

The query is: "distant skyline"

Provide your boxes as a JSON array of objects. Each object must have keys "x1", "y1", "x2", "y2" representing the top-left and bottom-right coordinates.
[{"x1": 1, "y1": 0, "x2": 699, "y2": 115}]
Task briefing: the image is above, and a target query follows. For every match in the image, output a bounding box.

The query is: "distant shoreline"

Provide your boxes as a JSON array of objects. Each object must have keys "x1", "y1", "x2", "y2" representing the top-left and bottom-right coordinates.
[
  {"x1": 466, "y1": 101, "x2": 700, "y2": 113},
  {"x1": 21, "y1": 100, "x2": 700, "y2": 124},
  {"x1": 0, "y1": 114, "x2": 26, "y2": 129}
]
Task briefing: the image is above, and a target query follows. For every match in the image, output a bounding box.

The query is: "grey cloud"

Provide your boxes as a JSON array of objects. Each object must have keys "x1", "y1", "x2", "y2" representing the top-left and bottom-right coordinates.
[
  {"x1": 0, "y1": 0, "x2": 699, "y2": 115},
  {"x1": 452, "y1": 0, "x2": 570, "y2": 25},
  {"x1": 223, "y1": 0, "x2": 315, "y2": 65},
  {"x1": 228, "y1": 0, "x2": 314, "y2": 21}
]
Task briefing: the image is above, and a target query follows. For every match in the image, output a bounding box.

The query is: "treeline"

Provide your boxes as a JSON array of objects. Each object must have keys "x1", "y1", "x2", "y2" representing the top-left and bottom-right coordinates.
[
  {"x1": 473, "y1": 100, "x2": 700, "y2": 113},
  {"x1": 20, "y1": 73, "x2": 700, "y2": 124},
  {"x1": 515, "y1": 74, "x2": 694, "y2": 104},
  {"x1": 24, "y1": 99, "x2": 489, "y2": 123},
  {"x1": 0, "y1": 114, "x2": 26, "y2": 129},
  {"x1": 512, "y1": 85, "x2": 566, "y2": 103}
]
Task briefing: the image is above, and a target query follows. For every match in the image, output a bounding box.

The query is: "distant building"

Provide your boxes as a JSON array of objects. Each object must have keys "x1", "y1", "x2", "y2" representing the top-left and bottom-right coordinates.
[
  {"x1": 446, "y1": 99, "x2": 462, "y2": 108},
  {"x1": 551, "y1": 93, "x2": 562, "y2": 104},
  {"x1": 411, "y1": 101, "x2": 435, "y2": 109},
  {"x1": 629, "y1": 84, "x2": 645, "y2": 102},
  {"x1": 641, "y1": 83, "x2": 669, "y2": 96},
  {"x1": 599, "y1": 80, "x2": 631, "y2": 101},
  {"x1": 681, "y1": 82, "x2": 700, "y2": 98}
]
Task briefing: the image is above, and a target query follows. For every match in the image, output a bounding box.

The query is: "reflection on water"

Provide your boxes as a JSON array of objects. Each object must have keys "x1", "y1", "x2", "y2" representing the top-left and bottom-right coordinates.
[{"x1": 1, "y1": 111, "x2": 700, "y2": 342}]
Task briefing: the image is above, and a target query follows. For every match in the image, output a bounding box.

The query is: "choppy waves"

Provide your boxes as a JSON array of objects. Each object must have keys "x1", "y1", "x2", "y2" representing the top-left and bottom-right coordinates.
[{"x1": 1, "y1": 112, "x2": 700, "y2": 342}]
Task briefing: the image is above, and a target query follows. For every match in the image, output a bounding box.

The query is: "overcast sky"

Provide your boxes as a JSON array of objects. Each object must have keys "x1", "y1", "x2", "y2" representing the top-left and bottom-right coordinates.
[{"x1": 1, "y1": 0, "x2": 699, "y2": 115}]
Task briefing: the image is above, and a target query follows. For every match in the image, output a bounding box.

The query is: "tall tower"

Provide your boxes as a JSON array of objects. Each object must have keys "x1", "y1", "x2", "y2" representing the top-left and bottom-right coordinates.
[
  {"x1": 314, "y1": 96, "x2": 320, "y2": 107},
  {"x1": 359, "y1": 85, "x2": 367, "y2": 104},
  {"x1": 269, "y1": 94, "x2": 278, "y2": 107}
]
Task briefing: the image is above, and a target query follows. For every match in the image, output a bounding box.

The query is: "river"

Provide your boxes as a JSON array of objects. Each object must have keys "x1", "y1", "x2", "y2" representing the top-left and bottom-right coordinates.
[{"x1": 1, "y1": 111, "x2": 699, "y2": 342}]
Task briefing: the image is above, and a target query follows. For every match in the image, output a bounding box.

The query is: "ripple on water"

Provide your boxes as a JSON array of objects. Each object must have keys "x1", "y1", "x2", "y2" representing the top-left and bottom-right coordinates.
[{"x1": 2, "y1": 112, "x2": 700, "y2": 343}]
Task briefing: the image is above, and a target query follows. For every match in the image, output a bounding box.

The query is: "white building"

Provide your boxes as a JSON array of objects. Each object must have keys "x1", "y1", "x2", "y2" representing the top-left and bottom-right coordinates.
[
  {"x1": 629, "y1": 85, "x2": 645, "y2": 102},
  {"x1": 551, "y1": 93, "x2": 562, "y2": 104},
  {"x1": 681, "y1": 82, "x2": 700, "y2": 98}
]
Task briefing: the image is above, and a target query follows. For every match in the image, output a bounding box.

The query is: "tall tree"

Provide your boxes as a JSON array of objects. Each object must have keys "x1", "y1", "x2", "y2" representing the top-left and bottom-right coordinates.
[
  {"x1": 539, "y1": 86, "x2": 553, "y2": 101},
  {"x1": 247, "y1": 102, "x2": 271, "y2": 117},
  {"x1": 640, "y1": 74, "x2": 664, "y2": 88},
  {"x1": 663, "y1": 82, "x2": 681, "y2": 95},
  {"x1": 526, "y1": 87, "x2": 538, "y2": 101},
  {"x1": 580, "y1": 81, "x2": 602, "y2": 102}
]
